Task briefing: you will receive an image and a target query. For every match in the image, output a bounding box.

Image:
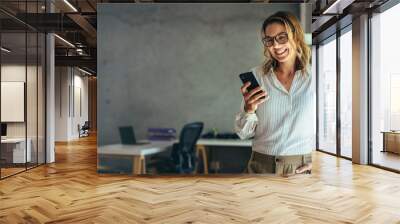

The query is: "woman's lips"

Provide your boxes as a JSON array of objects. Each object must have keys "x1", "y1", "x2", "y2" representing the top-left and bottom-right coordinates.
[{"x1": 275, "y1": 48, "x2": 288, "y2": 58}]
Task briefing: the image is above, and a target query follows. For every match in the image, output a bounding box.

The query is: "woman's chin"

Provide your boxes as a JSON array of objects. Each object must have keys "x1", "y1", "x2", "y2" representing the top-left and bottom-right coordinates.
[
  {"x1": 276, "y1": 57, "x2": 290, "y2": 64},
  {"x1": 275, "y1": 55, "x2": 296, "y2": 64}
]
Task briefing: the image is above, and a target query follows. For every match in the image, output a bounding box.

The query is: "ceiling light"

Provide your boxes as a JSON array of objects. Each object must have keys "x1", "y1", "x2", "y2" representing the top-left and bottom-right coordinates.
[
  {"x1": 54, "y1": 34, "x2": 75, "y2": 48},
  {"x1": 323, "y1": 0, "x2": 344, "y2": 14},
  {"x1": 78, "y1": 67, "x2": 93, "y2": 76},
  {"x1": 63, "y1": 0, "x2": 78, "y2": 12},
  {"x1": 1, "y1": 47, "x2": 11, "y2": 53}
]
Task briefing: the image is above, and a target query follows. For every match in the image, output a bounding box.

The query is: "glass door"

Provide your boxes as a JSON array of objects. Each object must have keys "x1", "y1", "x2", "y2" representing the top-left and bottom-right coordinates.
[
  {"x1": 339, "y1": 27, "x2": 352, "y2": 159},
  {"x1": 317, "y1": 35, "x2": 337, "y2": 155}
]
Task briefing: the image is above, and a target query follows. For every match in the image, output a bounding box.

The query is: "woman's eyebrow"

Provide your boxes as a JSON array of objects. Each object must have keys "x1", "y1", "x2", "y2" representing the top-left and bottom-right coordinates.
[{"x1": 265, "y1": 31, "x2": 287, "y2": 38}]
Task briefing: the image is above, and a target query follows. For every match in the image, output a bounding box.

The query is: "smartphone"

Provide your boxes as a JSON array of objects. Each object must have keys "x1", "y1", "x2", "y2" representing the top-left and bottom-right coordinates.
[{"x1": 239, "y1": 72, "x2": 266, "y2": 99}]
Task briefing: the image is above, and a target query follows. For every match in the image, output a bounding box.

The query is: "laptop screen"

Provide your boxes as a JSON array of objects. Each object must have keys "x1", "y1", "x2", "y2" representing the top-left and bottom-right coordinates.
[
  {"x1": 119, "y1": 126, "x2": 137, "y2": 144},
  {"x1": 1, "y1": 123, "x2": 7, "y2": 137}
]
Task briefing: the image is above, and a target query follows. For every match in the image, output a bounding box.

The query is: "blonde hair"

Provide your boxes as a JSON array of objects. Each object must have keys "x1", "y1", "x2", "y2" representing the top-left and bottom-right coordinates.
[{"x1": 261, "y1": 11, "x2": 311, "y2": 76}]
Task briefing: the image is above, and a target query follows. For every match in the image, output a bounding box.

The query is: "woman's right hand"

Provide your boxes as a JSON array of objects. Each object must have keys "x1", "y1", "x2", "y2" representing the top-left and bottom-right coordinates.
[{"x1": 240, "y1": 82, "x2": 268, "y2": 113}]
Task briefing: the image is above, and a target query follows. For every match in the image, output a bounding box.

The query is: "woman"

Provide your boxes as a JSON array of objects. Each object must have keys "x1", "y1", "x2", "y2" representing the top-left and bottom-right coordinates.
[{"x1": 234, "y1": 11, "x2": 313, "y2": 176}]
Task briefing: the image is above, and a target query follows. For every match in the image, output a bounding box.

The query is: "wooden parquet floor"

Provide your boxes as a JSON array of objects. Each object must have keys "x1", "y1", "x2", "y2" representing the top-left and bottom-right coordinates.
[{"x1": 1, "y1": 135, "x2": 400, "y2": 224}]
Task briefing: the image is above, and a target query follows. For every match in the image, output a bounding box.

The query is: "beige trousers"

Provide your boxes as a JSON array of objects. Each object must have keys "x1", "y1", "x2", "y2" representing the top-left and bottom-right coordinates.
[{"x1": 246, "y1": 151, "x2": 312, "y2": 176}]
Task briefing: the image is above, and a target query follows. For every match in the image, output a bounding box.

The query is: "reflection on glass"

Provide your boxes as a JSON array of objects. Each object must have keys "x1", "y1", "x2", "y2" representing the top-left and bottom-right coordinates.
[
  {"x1": 24, "y1": 1, "x2": 39, "y2": 168},
  {"x1": 340, "y1": 29, "x2": 352, "y2": 158},
  {"x1": 390, "y1": 75, "x2": 400, "y2": 130},
  {"x1": 38, "y1": 33, "x2": 46, "y2": 165},
  {"x1": 27, "y1": 32, "x2": 38, "y2": 169},
  {"x1": 371, "y1": 3, "x2": 400, "y2": 171},
  {"x1": 0, "y1": 0, "x2": 46, "y2": 178},
  {"x1": 1, "y1": 32, "x2": 27, "y2": 177},
  {"x1": 318, "y1": 37, "x2": 337, "y2": 154}
]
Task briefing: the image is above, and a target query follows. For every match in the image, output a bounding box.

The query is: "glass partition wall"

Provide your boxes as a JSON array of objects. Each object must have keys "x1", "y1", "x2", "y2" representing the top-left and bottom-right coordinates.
[
  {"x1": 370, "y1": 2, "x2": 400, "y2": 171},
  {"x1": 316, "y1": 25, "x2": 353, "y2": 159},
  {"x1": 317, "y1": 35, "x2": 337, "y2": 155},
  {"x1": 316, "y1": 0, "x2": 400, "y2": 171},
  {"x1": 0, "y1": 30, "x2": 27, "y2": 177},
  {"x1": 0, "y1": 3, "x2": 46, "y2": 179},
  {"x1": 339, "y1": 26, "x2": 352, "y2": 159}
]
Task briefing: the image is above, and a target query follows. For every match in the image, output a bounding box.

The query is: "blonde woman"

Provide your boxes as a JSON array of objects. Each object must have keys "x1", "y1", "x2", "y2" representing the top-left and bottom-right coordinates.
[{"x1": 235, "y1": 11, "x2": 313, "y2": 176}]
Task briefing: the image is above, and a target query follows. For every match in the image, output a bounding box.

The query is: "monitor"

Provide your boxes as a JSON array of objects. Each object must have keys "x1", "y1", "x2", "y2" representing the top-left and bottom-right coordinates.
[
  {"x1": 118, "y1": 126, "x2": 149, "y2": 145},
  {"x1": 119, "y1": 126, "x2": 137, "y2": 145},
  {"x1": 1, "y1": 123, "x2": 7, "y2": 137}
]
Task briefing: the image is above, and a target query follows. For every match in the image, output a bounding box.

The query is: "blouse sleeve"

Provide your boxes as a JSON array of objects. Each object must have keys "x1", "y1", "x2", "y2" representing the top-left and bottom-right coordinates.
[{"x1": 234, "y1": 98, "x2": 258, "y2": 139}]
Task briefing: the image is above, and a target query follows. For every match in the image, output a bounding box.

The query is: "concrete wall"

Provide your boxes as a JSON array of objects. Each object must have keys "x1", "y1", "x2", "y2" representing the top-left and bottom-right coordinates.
[{"x1": 98, "y1": 3, "x2": 311, "y2": 146}]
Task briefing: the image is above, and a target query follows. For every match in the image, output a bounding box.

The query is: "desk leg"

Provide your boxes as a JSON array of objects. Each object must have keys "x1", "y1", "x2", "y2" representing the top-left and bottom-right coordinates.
[
  {"x1": 132, "y1": 156, "x2": 142, "y2": 175},
  {"x1": 141, "y1": 155, "x2": 146, "y2": 174},
  {"x1": 382, "y1": 133, "x2": 386, "y2": 152},
  {"x1": 196, "y1": 145, "x2": 208, "y2": 174}
]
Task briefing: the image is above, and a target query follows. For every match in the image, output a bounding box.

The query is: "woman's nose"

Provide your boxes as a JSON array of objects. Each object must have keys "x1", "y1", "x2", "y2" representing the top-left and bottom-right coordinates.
[{"x1": 272, "y1": 39, "x2": 281, "y2": 48}]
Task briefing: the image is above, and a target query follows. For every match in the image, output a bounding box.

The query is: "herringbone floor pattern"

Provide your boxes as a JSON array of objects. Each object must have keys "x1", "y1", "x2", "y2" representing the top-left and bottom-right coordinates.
[{"x1": 1, "y1": 135, "x2": 400, "y2": 224}]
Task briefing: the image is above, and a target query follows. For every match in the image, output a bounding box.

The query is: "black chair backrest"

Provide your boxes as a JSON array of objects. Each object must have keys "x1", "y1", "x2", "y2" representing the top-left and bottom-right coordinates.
[
  {"x1": 119, "y1": 126, "x2": 137, "y2": 145},
  {"x1": 171, "y1": 122, "x2": 204, "y2": 173},
  {"x1": 179, "y1": 122, "x2": 204, "y2": 154},
  {"x1": 83, "y1": 121, "x2": 90, "y2": 128}
]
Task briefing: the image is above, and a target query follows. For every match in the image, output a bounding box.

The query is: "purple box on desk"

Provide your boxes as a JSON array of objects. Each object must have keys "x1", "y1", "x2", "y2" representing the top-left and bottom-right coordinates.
[{"x1": 147, "y1": 128, "x2": 177, "y2": 141}]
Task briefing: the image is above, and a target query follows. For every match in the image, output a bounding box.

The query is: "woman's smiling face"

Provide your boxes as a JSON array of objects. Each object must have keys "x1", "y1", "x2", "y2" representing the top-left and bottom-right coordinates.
[{"x1": 264, "y1": 22, "x2": 296, "y2": 64}]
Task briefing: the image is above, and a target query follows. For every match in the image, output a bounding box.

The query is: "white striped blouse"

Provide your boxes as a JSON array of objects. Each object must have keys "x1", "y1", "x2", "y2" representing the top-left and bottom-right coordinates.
[{"x1": 234, "y1": 65, "x2": 315, "y2": 156}]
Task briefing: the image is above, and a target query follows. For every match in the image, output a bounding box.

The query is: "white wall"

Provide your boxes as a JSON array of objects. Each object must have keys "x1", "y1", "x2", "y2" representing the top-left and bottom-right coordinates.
[
  {"x1": 1, "y1": 65, "x2": 37, "y2": 137},
  {"x1": 1, "y1": 65, "x2": 27, "y2": 142},
  {"x1": 55, "y1": 67, "x2": 89, "y2": 141},
  {"x1": 55, "y1": 67, "x2": 69, "y2": 141},
  {"x1": 74, "y1": 73, "x2": 89, "y2": 137},
  {"x1": 1, "y1": 64, "x2": 46, "y2": 164}
]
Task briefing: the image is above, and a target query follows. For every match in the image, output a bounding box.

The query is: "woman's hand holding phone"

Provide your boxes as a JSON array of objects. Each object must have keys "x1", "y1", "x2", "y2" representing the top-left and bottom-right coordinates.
[{"x1": 240, "y1": 82, "x2": 268, "y2": 113}]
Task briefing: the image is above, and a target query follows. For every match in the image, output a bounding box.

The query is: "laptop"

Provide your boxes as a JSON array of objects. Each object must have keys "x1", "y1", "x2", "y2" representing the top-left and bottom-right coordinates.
[
  {"x1": 1, "y1": 123, "x2": 7, "y2": 140},
  {"x1": 119, "y1": 126, "x2": 150, "y2": 145}
]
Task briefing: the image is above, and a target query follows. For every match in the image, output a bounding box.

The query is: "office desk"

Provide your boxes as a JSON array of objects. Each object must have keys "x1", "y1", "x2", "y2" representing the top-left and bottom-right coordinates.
[
  {"x1": 196, "y1": 139, "x2": 252, "y2": 174},
  {"x1": 98, "y1": 140, "x2": 173, "y2": 175},
  {"x1": 1, "y1": 138, "x2": 32, "y2": 164},
  {"x1": 381, "y1": 131, "x2": 400, "y2": 154}
]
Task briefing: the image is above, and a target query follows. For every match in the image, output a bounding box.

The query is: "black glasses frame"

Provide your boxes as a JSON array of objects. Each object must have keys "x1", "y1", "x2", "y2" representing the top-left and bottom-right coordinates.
[{"x1": 262, "y1": 32, "x2": 289, "y2": 47}]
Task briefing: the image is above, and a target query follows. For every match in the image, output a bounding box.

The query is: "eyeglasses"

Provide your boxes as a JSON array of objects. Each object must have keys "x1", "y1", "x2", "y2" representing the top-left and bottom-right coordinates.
[{"x1": 262, "y1": 32, "x2": 288, "y2": 47}]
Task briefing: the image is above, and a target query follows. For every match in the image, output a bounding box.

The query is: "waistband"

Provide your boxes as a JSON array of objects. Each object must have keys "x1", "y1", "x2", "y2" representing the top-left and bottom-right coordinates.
[{"x1": 252, "y1": 151, "x2": 312, "y2": 164}]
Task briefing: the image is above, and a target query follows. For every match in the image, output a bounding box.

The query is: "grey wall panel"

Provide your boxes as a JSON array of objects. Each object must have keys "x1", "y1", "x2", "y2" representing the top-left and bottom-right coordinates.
[{"x1": 98, "y1": 3, "x2": 309, "y2": 146}]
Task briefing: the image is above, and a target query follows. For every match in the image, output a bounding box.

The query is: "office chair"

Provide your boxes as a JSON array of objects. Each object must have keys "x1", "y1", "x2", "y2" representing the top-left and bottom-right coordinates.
[
  {"x1": 78, "y1": 121, "x2": 90, "y2": 138},
  {"x1": 82, "y1": 121, "x2": 90, "y2": 131},
  {"x1": 148, "y1": 122, "x2": 204, "y2": 174}
]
